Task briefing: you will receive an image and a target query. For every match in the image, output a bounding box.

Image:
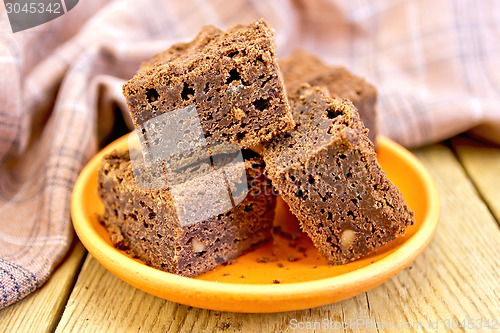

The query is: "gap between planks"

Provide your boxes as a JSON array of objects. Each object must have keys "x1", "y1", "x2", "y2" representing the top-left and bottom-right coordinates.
[
  {"x1": 0, "y1": 240, "x2": 87, "y2": 333},
  {"x1": 450, "y1": 135, "x2": 500, "y2": 227}
]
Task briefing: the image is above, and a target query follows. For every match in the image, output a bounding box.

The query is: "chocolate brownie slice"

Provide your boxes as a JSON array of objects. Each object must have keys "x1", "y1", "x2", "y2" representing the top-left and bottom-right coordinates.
[
  {"x1": 98, "y1": 149, "x2": 276, "y2": 277},
  {"x1": 123, "y1": 19, "x2": 294, "y2": 149},
  {"x1": 279, "y1": 50, "x2": 378, "y2": 144},
  {"x1": 263, "y1": 85, "x2": 414, "y2": 265}
]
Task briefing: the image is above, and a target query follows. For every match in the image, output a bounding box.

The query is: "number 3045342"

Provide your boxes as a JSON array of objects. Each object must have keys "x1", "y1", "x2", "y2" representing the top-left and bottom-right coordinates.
[{"x1": 5, "y1": 2, "x2": 62, "y2": 14}]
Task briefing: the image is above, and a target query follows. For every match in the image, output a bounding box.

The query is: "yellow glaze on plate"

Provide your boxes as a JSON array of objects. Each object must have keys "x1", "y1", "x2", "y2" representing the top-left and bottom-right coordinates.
[{"x1": 71, "y1": 135, "x2": 439, "y2": 313}]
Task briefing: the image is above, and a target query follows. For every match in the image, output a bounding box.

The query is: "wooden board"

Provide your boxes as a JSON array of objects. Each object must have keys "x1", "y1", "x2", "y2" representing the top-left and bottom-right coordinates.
[{"x1": 54, "y1": 144, "x2": 500, "y2": 332}]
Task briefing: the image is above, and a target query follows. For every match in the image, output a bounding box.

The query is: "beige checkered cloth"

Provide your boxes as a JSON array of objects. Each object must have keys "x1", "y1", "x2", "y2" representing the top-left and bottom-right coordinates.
[{"x1": 0, "y1": 0, "x2": 499, "y2": 308}]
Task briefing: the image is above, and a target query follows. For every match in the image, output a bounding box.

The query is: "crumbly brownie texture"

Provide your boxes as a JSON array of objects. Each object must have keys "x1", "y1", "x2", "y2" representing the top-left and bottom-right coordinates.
[
  {"x1": 98, "y1": 150, "x2": 276, "y2": 277},
  {"x1": 263, "y1": 85, "x2": 414, "y2": 265},
  {"x1": 279, "y1": 50, "x2": 378, "y2": 144},
  {"x1": 123, "y1": 19, "x2": 294, "y2": 149}
]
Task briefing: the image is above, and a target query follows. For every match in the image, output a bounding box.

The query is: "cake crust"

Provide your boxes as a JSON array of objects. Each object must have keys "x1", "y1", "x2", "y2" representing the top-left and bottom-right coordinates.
[
  {"x1": 123, "y1": 19, "x2": 294, "y2": 149},
  {"x1": 279, "y1": 50, "x2": 378, "y2": 144}
]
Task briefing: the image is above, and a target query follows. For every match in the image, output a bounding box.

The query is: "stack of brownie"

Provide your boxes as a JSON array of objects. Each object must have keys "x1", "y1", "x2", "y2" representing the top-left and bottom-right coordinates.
[{"x1": 97, "y1": 19, "x2": 414, "y2": 277}]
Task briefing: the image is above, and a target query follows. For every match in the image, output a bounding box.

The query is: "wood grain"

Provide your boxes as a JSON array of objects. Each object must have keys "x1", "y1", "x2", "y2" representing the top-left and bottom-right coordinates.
[
  {"x1": 0, "y1": 241, "x2": 86, "y2": 333},
  {"x1": 54, "y1": 143, "x2": 500, "y2": 333},
  {"x1": 451, "y1": 136, "x2": 500, "y2": 224}
]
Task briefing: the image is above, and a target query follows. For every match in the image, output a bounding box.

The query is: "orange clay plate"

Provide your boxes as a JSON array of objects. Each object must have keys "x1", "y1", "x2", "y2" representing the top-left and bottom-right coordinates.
[{"x1": 71, "y1": 134, "x2": 439, "y2": 313}]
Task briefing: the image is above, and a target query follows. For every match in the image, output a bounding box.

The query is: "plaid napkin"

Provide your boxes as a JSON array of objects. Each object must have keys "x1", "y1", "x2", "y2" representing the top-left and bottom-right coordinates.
[{"x1": 1, "y1": 0, "x2": 499, "y2": 309}]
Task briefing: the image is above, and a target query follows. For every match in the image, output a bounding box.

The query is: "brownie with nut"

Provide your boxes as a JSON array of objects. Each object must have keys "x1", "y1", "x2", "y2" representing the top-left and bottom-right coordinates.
[
  {"x1": 263, "y1": 85, "x2": 414, "y2": 265},
  {"x1": 97, "y1": 149, "x2": 276, "y2": 277}
]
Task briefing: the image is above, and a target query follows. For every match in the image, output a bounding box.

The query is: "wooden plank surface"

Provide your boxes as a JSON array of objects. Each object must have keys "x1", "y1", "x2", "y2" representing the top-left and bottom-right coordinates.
[
  {"x1": 452, "y1": 136, "x2": 500, "y2": 224},
  {"x1": 0, "y1": 241, "x2": 86, "y2": 333},
  {"x1": 54, "y1": 143, "x2": 500, "y2": 333}
]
